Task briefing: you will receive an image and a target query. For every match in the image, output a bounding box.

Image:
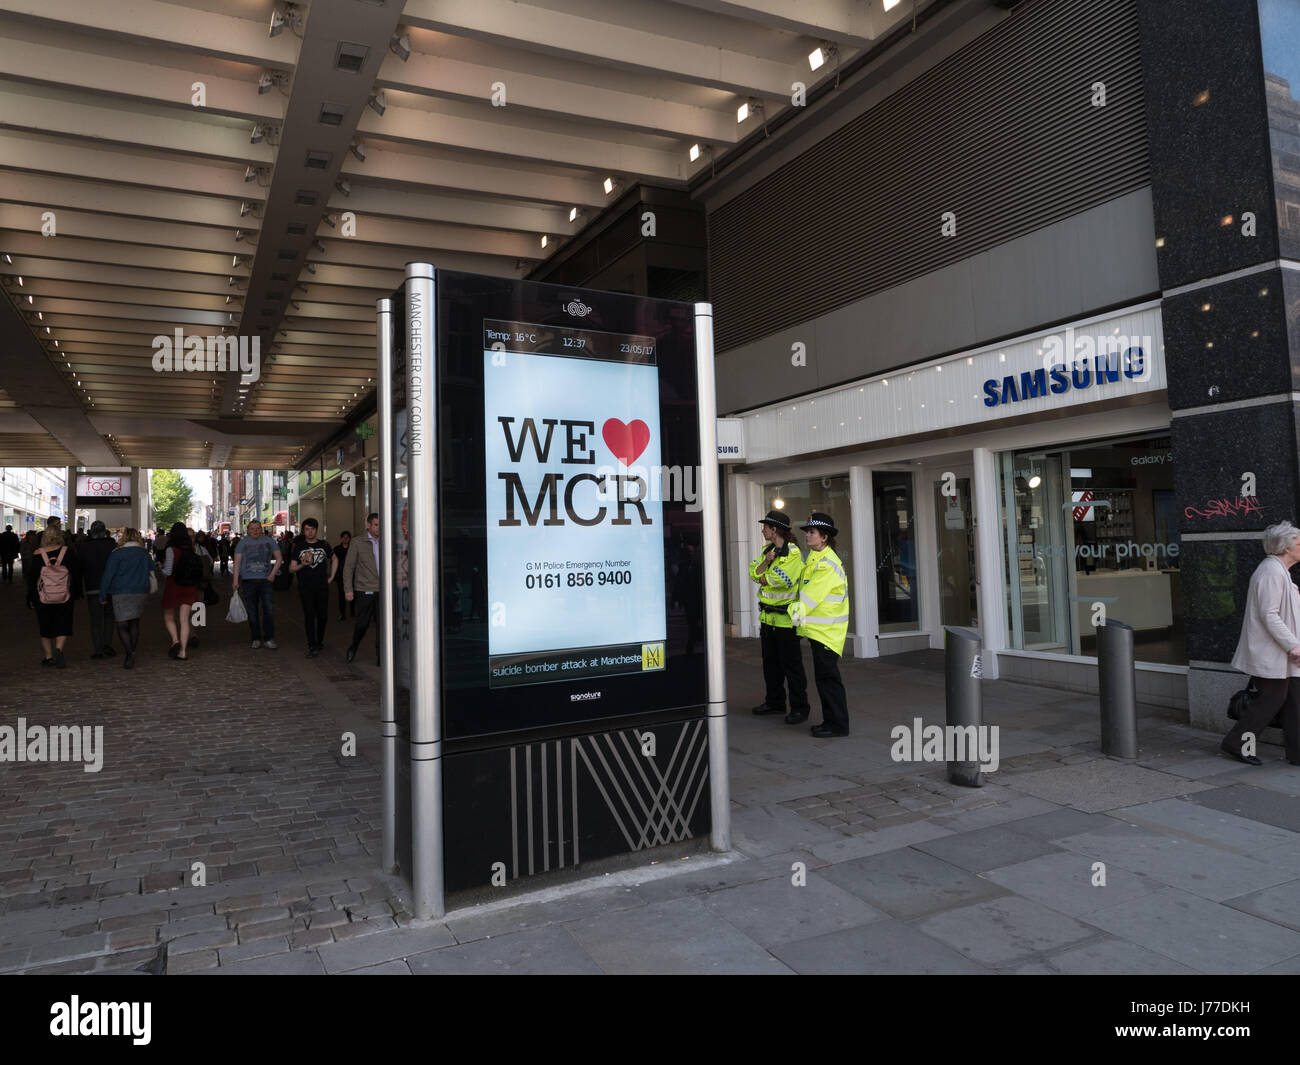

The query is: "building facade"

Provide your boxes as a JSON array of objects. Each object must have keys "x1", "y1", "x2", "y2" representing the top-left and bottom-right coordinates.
[{"x1": 701, "y1": 0, "x2": 1300, "y2": 727}]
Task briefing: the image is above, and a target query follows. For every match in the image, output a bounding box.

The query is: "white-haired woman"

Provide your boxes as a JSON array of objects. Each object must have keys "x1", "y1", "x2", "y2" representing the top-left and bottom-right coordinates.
[{"x1": 1224, "y1": 521, "x2": 1300, "y2": 766}]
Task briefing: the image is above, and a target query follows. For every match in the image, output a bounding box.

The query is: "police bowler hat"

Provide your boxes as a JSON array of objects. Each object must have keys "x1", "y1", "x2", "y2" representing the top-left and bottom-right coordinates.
[
  {"x1": 758, "y1": 510, "x2": 791, "y2": 531},
  {"x1": 801, "y1": 512, "x2": 838, "y2": 537}
]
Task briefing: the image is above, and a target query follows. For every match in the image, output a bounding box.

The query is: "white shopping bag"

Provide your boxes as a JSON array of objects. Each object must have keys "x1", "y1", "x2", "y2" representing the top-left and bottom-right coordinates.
[{"x1": 226, "y1": 592, "x2": 247, "y2": 624}]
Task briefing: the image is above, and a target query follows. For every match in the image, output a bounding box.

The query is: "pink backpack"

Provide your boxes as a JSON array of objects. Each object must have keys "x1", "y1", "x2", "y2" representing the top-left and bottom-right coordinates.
[{"x1": 37, "y1": 547, "x2": 70, "y2": 604}]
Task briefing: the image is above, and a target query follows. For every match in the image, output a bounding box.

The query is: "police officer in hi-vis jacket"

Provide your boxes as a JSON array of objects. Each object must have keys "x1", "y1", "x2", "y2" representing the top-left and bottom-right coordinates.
[
  {"x1": 789, "y1": 512, "x2": 850, "y2": 737},
  {"x1": 750, "y1": 510, "x2": 811, "y2": 723}
]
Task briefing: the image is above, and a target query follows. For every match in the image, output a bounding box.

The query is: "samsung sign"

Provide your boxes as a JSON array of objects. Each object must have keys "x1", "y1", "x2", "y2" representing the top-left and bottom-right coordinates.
[
  {"x1": 739, "y1": 306, "x2": 1165, "y2": 465},
  {"x1": 982, "y1": 345, "x2": 1148, "y2": 407}
]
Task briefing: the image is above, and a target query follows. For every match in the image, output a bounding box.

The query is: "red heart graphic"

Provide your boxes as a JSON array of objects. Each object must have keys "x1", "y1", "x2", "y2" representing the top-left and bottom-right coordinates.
[{"x1": 601, "y1": 418, "x2": 651, "y2": 466}]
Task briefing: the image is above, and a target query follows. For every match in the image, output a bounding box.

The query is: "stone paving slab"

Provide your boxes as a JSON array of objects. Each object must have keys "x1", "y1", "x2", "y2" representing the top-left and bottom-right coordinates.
[
  {"x1": 770, "y1": 917, "x2": 985, "y2": 975},
  {"x1": 1014, "y1": 936, "x2": 1198, "y2": 975},
  {"x1": 982, "y1": 851, "x2": 1163, "y2": 919},
  {"x1": 563, "y1": 896, "x2": 792, "y2": 975},
  {"x1": 1081, "y1": 886, "x2": 1300, "y2": 974},
  {"x1": 817, "y1": 847, "x2": 1010, "y2": 921},
  {"x1": 408, "y1": 925, "x2": 603, "y2": 976},
  {"x1": 912, "y1": 824, "x2": 1064, "y2": 874},
  {"x1": 700, "y1": 871, "x2": 884, "y2": 947},
  {"x1": 1187, "y1": 784, "x2": 1300, "y2": 834},
  {"x1": 1005, "y1": 759, "x2": 1214, "y2": 813},
  {"x1": 914, "y1": 896, "x2": 1099, "y2": 967}
]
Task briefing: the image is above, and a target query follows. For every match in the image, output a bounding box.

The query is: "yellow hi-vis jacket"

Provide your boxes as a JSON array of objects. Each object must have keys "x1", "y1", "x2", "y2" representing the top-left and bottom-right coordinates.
[
  {"x1": 750, "y1": 541, "x2": 803, "y2": 628},
  {"x1": 789, "y1": 546, "x2": 849, "y2": 655}
]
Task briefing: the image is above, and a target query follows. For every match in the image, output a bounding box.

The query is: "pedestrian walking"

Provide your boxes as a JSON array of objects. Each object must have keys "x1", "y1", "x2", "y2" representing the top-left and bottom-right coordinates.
[
  {"x1": 159, "y1": 521, "x2": 202, "y2": 661},
  {"x1": 1222, "y1": 521, "x2": 1300, "y2": 766},
  {"x1": 232, "y1": 519, "x2": 281, "y2": 649},
  {"x1": 79, "y1": 520, "x2": 117, "y2": 659},
  {"x1": 289, "y1": 517, "x2": 336, "y2": 657},
  {"x1": 789, "y1": 512, "x2": 851, "y2": 738},
  {"x1": 342, "y1": 513, "x2": 381, "y2": 665},
  {"x1": 749, "y1": 510, "x2": 810, "y2": 723},
  {"x1": 26, "y1": 525, "x2": 82, "y2": 668},
  {"x1": 217, "y1": 535, "x2": 230, "y2": 576},
  {"x1": 333, "y1": 531, "x2": 353, "y2": 621},
  {"x1": 99, "y1": 528, "x2": 152, "y2": 669},
  {"x1": 0, "y1": 524, "x2": 19, "y2": 582}
]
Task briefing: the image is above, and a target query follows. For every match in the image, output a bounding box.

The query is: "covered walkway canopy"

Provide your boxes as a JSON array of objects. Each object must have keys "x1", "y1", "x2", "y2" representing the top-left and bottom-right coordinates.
[{"x1": 0, "y1": 0, "x2": 950, "y2": 470}]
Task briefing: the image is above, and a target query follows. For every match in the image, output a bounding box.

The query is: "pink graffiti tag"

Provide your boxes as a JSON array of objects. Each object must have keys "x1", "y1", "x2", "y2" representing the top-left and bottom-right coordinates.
[{"x1": 1184, "y1": 496, "x2": 1265, "y2": 520}]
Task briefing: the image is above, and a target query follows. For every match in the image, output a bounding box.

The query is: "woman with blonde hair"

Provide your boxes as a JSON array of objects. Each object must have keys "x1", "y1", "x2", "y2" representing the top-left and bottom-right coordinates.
[
  {"x1": 25, "y1": 524, "x2": 82, "y2": 668},
  {"x1": 99, "y1": 527, "x2": 153, "y2": 669},
  {"x1": 1224, "y1": 521, "x2": 1300, "y2": 765}
]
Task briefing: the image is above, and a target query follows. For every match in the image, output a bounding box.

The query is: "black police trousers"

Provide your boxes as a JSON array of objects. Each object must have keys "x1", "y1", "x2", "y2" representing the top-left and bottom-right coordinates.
[{"x1": 760, "y1": 620, "x2": 809, "y2": 714}]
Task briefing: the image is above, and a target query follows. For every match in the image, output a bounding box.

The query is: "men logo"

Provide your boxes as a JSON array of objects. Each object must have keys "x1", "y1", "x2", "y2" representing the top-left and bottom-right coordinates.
[
  {"x1": 564, "y1": 299, "x2": 592, "y2": 317},
  {"x1": 641, "y1": 642, "x2": 665, "y2": 671}
]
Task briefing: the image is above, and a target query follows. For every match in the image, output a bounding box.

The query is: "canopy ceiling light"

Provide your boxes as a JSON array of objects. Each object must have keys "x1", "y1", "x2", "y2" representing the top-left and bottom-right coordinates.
[
  {"x1": 367, "y1": 91, "x2": 387, "y2": 117},
  {"x1": 737, "y1": 98, "x2": 763, "y2": 123},
  {"x1": 348, "y1": 140, "x2": 366, "y2": 162},
  {"x1": 808, "y1": 42, "x2": 838, "y2": 70},
  {"x1": 390, "y1": 31, "x2": 411, "y2": 61},
  {"x1": 269, "y1": 3, "x2": 301, "y2": 38}
]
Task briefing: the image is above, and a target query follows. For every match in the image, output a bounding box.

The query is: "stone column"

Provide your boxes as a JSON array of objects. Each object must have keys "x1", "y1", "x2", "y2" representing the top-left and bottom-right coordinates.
[{"x1": 1136, "y1": 0, "x2": 1300, "y2": 728}]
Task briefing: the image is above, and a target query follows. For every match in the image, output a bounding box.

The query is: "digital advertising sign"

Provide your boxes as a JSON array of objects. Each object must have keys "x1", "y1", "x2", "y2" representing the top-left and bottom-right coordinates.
[
  {"x1": 483, "y1": 319, "x2": 668, "y2": 688},
  {"x1": 75, "y1": 473, "x2": 131, "y2": 506},
  {"x1": 393, "y1": 271, "x2": 708, "y2": 742}
]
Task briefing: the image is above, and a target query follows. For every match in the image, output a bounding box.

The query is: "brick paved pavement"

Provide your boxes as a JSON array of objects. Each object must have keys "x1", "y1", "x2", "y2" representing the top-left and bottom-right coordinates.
[{"x1": 3, "y1": 570, "x2": 1299, "y2": 974}]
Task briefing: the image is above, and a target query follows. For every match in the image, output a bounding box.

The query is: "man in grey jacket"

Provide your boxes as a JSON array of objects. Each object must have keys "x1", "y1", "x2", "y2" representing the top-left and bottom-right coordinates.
[{"x1": 342, "y1": 512, "x2": 381, "y2": 665}]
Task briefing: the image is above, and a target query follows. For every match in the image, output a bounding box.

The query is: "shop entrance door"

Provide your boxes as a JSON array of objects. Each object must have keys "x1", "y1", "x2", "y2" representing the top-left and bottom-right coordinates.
[{"x1": 930, "y1": 466, "x2": 979, "y2": 630}]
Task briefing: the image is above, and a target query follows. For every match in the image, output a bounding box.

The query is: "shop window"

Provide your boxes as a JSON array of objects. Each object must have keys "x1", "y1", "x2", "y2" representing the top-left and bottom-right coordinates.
[
  {"x1": 1000, "y1": 434, "x2": 1183, "y2": 665},
  {"x1": 762, "y1": 475, "x2": 853, "y2": 628},
  {"x1": 873, "y1": 472, "x2": 920, "y2": 631}
]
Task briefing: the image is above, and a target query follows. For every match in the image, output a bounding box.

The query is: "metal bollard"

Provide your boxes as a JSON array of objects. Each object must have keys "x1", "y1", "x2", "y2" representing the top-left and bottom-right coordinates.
[
  {"x1": 1097, "y1": 619, "x2": 1138, "y2": 759},
  {"x1": 944, "y1": 626, "x2": 985, "y2": 787}
]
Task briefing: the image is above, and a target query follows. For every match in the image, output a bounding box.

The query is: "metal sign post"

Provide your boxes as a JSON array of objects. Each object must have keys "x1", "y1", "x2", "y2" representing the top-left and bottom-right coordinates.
[
  {"x1": 404, "y1": 262, "x2": 445, "y2": 919},
  {"x1": 694, "y1": 302, "x2": 731, "y2": 852},
  {"x1": 376, "y1": 298, "x2": 398, "y2": 874}
]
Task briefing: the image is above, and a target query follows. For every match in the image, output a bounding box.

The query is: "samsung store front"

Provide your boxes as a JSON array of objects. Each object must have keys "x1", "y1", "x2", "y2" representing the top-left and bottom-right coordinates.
[{"x1": 723, "y1": 302, "x2": 1187, "y2": 711}]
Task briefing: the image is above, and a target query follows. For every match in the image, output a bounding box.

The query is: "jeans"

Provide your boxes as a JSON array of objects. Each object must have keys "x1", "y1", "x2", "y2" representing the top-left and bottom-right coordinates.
[
  {"x1": 240, "y1": 579, "x2": 275, "y2": 641},
  {"x1": 86, "y1": 592, "x2": 114, "y2": 652},
  {"x1": 0, "y1": 556, "x2": 14, "y2": 581},
  {"x1": 300, "y1": 581, "x2": 329, "y2": 649}
]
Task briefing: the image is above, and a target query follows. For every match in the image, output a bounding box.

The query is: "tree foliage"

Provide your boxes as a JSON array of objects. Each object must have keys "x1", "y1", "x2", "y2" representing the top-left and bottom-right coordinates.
[{"x1": 152, "y1": 469, "x2": 195, "y2": 530}]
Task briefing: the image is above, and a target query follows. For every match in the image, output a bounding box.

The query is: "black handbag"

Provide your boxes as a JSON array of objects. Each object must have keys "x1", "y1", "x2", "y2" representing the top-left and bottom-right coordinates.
[
  {"x1": 202, "y1": 582, "x2": 220, "y2": 607},
  {"x1": 1227, "y1": 680, "x2": 1281, "y2": 728}
]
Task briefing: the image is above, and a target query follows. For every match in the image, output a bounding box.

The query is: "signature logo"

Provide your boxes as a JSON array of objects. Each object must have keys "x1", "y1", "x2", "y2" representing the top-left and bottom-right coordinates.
[{"x1": 564, "y1": 299, "x2": 592, "y2": 317}]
